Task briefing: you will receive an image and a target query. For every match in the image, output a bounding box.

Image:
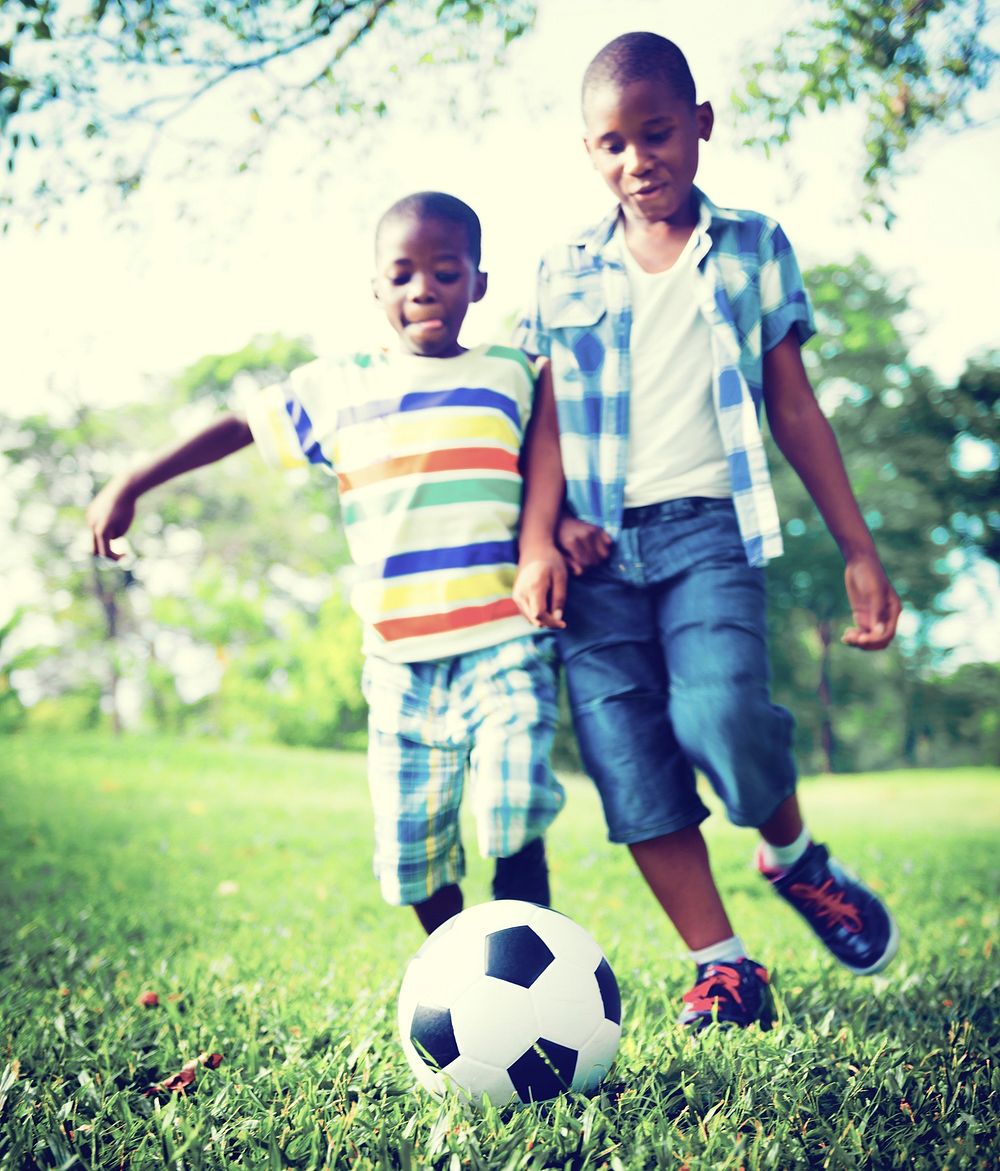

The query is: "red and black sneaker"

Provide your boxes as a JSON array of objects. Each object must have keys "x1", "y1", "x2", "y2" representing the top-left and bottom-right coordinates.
[
  {"x1": 758, "y1": 841, "x2": 899, "y2": 975},
  {"x1": 678, "y1": 958, "x2": 774, "y2": 1030}
]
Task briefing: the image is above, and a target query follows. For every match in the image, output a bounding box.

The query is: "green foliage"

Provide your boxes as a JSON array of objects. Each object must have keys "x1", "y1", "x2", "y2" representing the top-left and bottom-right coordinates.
[
  {"x1": 734, "y1": 0, "x2": 998, "y2": 224},
  {"x1": 2, "y1": 263, "x2": 996, "y2": 769},
  {"x1": 174, "y1": 334, "x2": 317, "y2": 408},
  {"x1": 1, "y1": 332, "x2": 357, "y2": 740},
  {"x1": 913, "y1": 660, "x2": 1000, "y2": 765},
  {"x1": 927, "y1": 351, "x2": 1000, "y2": 564},
  {"x1": 0, "y1": 0, "x2": 537, "y2": 227},
  {"x1": 1, "y1": 734, "x2": 997, "y2": 1169},
  {"x1": 0, "y1": 607, "x2": 33, "y2": 732},
  {"x1": 765, "y1": 255, "x2": 998, "y2": 770}
]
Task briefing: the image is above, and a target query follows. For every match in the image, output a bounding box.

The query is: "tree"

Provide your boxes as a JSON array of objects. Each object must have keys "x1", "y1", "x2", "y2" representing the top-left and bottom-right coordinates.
[
  {"x1": 0, "y1": 333, "x2": 352, "y2": 733},
  {"x1": 735, "y1": 0, "x2": 998, "y2": 225},
  {"x1": 923, "y1": 352, "x2": 1000, "y2": 565},
  {"x1": 0, "y1": 0, "x2": 536, "y2": 226},
  {"x1": 766, "y1": 256, "x2": 965, "y2": 770}
]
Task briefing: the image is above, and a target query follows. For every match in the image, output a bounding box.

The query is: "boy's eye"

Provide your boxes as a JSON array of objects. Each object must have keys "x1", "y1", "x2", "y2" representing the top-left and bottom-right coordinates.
[
  {"x1": 391, "y1": 273, "x2": 410, "y2": 286},
  {"x1": 435, "y1": 271, "x2": 460, "y2": 284},
  {"x1": 646, "y1": 129, "x2": 670, "y2": 144},
  {"x1": 604, "y1": 142, "x2": 624, "y2": 155}
]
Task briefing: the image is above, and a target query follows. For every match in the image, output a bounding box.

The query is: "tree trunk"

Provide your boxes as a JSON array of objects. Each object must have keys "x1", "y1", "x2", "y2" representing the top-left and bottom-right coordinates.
[
  {"x1": 817, "y1": 618, "x2": 835, "y2": 773},
  {"x1": 92, "y1": 564, "x2": 122, "y2": 736}
]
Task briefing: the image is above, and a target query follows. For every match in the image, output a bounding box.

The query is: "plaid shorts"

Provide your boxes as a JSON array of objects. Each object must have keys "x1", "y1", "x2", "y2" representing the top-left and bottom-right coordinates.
[{"x1": 361, "y1": 634, "x2": 564, "y2": 906}]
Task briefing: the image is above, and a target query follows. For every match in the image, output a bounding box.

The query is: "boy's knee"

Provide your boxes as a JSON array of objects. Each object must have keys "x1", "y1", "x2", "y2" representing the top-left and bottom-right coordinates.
[{"x1": 672, "y1": 679, "x2": 788, "y2": 753}]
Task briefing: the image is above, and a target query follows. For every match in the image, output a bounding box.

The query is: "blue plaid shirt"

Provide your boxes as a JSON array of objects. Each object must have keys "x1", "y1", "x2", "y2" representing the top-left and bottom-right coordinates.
[{"x1": 514, "y1": 188, "x2": 815, "y2": 566}]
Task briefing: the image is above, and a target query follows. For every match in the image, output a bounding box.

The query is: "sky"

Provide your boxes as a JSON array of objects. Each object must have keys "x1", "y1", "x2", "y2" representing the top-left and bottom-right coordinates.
[{"x1": 1, "y1": 0, "x2": 999, "y2": 659}]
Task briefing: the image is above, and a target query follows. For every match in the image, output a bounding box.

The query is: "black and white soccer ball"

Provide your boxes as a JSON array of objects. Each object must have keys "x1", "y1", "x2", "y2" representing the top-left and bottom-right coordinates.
[{"x1": 397, "y1": 899, "x2": 621, "y2": 1104}]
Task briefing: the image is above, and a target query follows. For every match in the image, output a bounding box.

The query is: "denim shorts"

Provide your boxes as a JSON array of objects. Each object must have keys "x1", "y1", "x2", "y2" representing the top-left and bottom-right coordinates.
[
  {"x1": 557, "y1": 497, "x2": 797, "y2": 844},
  {"x1": 362, "y1": 634, "x2": 564, "y2": 906}
]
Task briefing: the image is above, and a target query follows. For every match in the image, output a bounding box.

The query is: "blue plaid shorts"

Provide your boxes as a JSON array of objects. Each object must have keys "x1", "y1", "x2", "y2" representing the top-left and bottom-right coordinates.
[{"x1": 361, "y1": 634, "x2": 564, "y2": 906}]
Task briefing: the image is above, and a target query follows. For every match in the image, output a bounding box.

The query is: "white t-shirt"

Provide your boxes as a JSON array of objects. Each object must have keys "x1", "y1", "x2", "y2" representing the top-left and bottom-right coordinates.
[{"x1": 617, "y1": 222, "x2": 732, "y2": 506}]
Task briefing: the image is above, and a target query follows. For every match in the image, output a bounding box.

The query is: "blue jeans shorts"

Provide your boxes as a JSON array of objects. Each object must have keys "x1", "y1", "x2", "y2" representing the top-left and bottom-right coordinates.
[
  {"x1": 361, "y1": 634, "x2": 565, "y2": 906},
  {"x1": 557, "y1": 497, "x2": 797, "y2": 844}
]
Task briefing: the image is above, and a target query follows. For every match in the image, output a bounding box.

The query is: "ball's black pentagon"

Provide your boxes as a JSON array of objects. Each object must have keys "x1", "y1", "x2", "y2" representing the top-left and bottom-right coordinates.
[
  {"x1": 507, "y1": 1037, "x2": 579, "y2": 1102},
  {"x1": 595, "y1": 957, "x2": 621, "y2": 1025},
  {"x1": 410, "y1": 1004, "x2": 460, "y2": 1070},
  {"x1": 484, "y1": 924, "x2": 555, "y2": 988}
]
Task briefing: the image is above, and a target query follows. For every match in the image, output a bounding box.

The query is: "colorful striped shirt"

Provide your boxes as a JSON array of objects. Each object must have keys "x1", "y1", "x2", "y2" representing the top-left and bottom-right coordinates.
[
  {"x1": 514, "y1": 188, "x2": 816, "y2": 566},
  {"x1": 245, "y1": 344, "x2": 539, "y2": 663}
]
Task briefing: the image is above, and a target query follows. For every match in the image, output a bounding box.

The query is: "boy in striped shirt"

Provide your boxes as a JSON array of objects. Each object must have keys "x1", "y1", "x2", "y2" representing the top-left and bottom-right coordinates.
[{"x1": 88, "y1": 192, "x2": 567, "y2": 934}]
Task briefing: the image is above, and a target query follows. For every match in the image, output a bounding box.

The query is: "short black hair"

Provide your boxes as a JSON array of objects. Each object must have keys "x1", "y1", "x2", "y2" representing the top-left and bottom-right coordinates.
[
  {"x1": 375, "y1": 191, "x2": 482, "y2": 268},
  {"x1": 581, "y1": 32, "x2": 696, "y2": 111}
]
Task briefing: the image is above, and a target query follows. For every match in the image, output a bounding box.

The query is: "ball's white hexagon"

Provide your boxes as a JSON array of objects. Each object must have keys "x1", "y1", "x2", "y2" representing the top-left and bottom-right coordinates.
[
  {"x1": 456, "y1": 899, "x2": 535, "y2": 937},
  {"x1": 525, "y1": 906, "x2": 603, "y2": 970},
  {"x1": 525, "y1": 956, "x2": 606, "y2": 1049},
  {"x1": 450, "y1": 976, "x2": 538, "y2": 1068},
  {"x1": 570, "y1": 1017, "x2": 621, "y2": 1092},
  {"x1": 440, "y1": 1053, "x2": 517, "y2": 1105},
  {"x1": 405, "y1": 932, "x2": 488, "y2": 1007}
]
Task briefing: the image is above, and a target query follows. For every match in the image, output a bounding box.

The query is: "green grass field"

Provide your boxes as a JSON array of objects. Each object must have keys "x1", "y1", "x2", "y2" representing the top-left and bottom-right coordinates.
[{"x1": 1, "y1": 733, "x2": 997, "y2": 1170}]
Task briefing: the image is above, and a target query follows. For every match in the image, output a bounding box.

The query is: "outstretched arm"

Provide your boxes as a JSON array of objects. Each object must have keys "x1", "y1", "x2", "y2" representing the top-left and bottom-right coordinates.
[
  {"x1": 88, "y1": 413, "x2": 253, "y2": 560},
  {"x1": 513, "y1": 361, "x2": 568, "y2": 629},
  {"x1": 763, "y1": 332, "x2": 901, "y2": 650}
]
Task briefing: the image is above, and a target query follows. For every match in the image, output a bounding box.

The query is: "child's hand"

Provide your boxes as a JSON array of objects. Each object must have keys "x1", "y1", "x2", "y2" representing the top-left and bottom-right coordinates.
[
  {"x1": 842, "y1": 553, "x2": 902, "y2": 650},
  {"x1": 514, "y1": 551, "x2": 567, "y2": 629},
  {"x1": 87, "y1": 477, "x2": 136, "y2": 561},
  {"x1": 557, "y1": 515, "x2": 613, "y2": 575}
]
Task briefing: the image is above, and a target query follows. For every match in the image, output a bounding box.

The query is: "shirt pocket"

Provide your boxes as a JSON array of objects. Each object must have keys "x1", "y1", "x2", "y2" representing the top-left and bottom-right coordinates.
[{"x1": 546, "y1": 277, "x2": 607, "y2": 330}]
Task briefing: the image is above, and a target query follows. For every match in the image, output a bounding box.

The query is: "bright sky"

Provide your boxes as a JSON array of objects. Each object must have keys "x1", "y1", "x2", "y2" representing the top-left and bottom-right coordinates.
[{"x1": 1, "y1": 0, "x2": 998, "y2": 659}]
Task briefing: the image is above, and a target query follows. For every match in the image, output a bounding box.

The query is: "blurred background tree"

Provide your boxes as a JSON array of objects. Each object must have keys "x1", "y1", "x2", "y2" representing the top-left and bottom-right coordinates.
[
  {"x1": 1, "y1": 0, "x2": 537, "y2": 227},
  {"x1": 3, "y1": 253, "x2": 996, "y2": 770},
  {"x1": 764, "y1": 257, "x2": 999, "y2": 771},
  {"x1": 2, "y1": 0, "x2": 997, "y2": 768},
  {"x1": 734, "y1": 0, "x2": 998, "y2": 225}
]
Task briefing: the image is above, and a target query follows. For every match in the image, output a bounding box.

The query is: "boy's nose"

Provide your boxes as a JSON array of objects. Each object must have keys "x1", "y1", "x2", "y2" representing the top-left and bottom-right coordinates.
[
  {"x1": 624, "y1": 144, "x2": 652, "y2": 175},
  {"x1": 408, "y1": 272, "x2": 435, "y2": 301}
]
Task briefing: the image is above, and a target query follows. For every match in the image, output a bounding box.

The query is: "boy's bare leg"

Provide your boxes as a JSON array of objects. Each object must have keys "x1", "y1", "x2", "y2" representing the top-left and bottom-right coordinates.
[
  {"x1": 757, "y1": 793, "x2": 805, "y2": 848},
  {"x1": 413, "y1": 883, "x2": 463, "y2": 935},
  {"x1": 629, "y1": 826, "x2": 734, "y2": 951}
]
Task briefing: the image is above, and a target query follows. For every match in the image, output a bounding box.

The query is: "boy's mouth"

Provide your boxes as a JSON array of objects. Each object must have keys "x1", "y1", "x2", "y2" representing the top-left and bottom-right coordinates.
[{"x1": 406, "y1": 316, "x2": 446, "y2": 334}]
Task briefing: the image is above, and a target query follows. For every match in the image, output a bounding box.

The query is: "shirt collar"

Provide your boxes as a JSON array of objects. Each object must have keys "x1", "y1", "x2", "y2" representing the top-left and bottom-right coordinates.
[{"x1": 572, "y1": 188, "x2": 746, "y2": 257}]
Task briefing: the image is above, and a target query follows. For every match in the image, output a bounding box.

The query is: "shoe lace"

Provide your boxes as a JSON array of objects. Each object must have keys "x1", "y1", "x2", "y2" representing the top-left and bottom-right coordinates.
[
  {"x1": 788, "y1": 877, "x2": 863, "y2": 932},
  {"x1": 683, "y1": 964, "x2": 746, "y2": 1013}
]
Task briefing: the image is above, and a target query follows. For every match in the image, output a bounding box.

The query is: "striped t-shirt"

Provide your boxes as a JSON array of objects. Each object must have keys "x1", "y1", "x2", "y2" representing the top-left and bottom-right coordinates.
[{"x1": 245, "y1": 343, "x2": 539, "y2": 664}]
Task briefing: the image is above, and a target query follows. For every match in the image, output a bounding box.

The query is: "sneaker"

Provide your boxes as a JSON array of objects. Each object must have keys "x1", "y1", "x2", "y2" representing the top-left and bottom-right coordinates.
[
  {"x1": 758, "y1": 841, "x2": 899, "y2": 975},
  {"x1": 678, "y1": 958, "x2": 774, "y2": 1030},
  {"x1": 491, "y1": 837, "x2": 550, "y2": 906}
]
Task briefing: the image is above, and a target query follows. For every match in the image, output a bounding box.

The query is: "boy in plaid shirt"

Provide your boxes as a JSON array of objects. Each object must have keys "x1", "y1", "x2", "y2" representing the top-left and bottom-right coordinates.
[{"x1": 514, "y1": 33, "x2": 901, "y2": 1028}]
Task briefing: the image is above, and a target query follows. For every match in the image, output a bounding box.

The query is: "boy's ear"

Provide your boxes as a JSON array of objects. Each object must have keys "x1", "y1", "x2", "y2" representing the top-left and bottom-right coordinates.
[
  {"x1": 472, "y1": 271, "x2": 488, "y2": 303},
  {"x1": 371, "y1": 275, "x2": 381, "y2": 303},
  {"x1": 696, "y1": 100, "x2": 714, "y2": 142}
]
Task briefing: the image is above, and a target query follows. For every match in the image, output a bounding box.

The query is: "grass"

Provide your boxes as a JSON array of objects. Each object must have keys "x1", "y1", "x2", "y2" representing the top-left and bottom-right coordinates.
[{"x1": 0, "y1": 732, "x2": 997, "y2": 1170}]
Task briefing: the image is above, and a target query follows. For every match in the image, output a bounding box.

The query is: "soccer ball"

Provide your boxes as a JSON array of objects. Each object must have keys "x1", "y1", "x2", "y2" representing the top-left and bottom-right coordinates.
[{"x1": 397, "y1": 899, "x2": 621, "y2": 1105}]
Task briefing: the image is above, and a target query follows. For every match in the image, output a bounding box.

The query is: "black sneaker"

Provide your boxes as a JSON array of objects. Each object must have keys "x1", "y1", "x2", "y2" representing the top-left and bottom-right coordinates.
[
  {"x1": 758, "y1": 841, "x2": 899, "y2": 975},
  {"x1": 491, "y1": 836, "x2": 550, "y2": 906},
  {"x1": 678, "y1": 958, "x2": 774, "y2": 1030}
]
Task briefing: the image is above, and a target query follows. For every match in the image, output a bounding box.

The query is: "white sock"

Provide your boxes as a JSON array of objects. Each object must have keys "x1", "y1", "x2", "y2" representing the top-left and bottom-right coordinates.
[
  {"x1": 688, "y1": 935, "x2": 747, "y2": 966},
  {"x1": 759, "y1": 825, "x2": 811, "y2": 872}
]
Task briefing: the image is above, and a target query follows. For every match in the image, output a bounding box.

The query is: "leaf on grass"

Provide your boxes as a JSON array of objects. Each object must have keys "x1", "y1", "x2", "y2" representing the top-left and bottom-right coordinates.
[
  {"x1": 137, "y1": 990, "x2": 159, "y2": 1007},
  {"x1": 142, "y1": 1051, "x2": 224, "y2": 1097}
]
